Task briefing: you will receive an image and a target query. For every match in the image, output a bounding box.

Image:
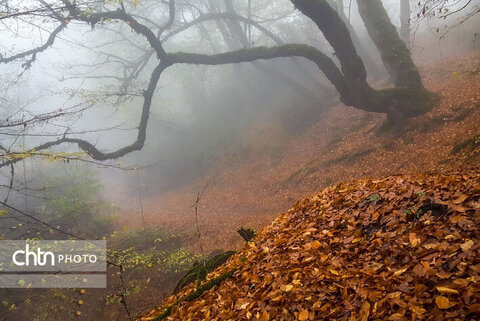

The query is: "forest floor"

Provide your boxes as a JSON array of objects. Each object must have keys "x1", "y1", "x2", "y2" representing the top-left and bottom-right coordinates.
[
  {"x1": 139, "y1": 169, "x2": 480, "y2": 320},
  {"x1": 119, "y1": 51, "x2": 480, "y2": 256},
  {"x1": 137, "y1": 52, "x2": 480, "y2": 320}
]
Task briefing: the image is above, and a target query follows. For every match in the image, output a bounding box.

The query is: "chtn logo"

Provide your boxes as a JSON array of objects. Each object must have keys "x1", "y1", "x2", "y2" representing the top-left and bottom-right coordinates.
[
  {"x1": 13, "y1": 244, "x2": 55, "y2": 266},
  {"x1": 11, "y1": 244, "x2": 98, "y2": 267}
]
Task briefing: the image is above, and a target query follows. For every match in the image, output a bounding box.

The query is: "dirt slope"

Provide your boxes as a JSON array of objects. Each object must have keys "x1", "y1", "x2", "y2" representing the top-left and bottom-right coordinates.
[{"x1": 139, "y1": 169, "x2": 480, "y2": 320}]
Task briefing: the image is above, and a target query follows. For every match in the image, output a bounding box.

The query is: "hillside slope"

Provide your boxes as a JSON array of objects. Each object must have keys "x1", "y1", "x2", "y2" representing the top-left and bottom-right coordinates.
[
  {"x1": 139, "y1": 169, "x2": 480, "y2": 320},
  {"x1": 118, "y1": 53, "x2": 480, "y2": 255}
]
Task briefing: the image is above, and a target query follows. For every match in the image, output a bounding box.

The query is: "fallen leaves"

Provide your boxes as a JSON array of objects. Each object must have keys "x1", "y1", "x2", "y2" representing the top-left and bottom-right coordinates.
[
  {"x1": 258, "y1": 310, "x2": 269, "y2": 321},
  {"x1": 283, "y1": 284, "x2": 294, "y2": 292},
  {"x1": 359, "y1": 301, "x2": 370, "y2": 321},
  {"x1": 453, "y1": 194, "x2": 468, "y2": 204},
  {"x1": 305, "y1": 240, "x2": 321, "y2": 250},
  {"x1": 436, "y1": 286, "x2": 460, "y2": 295},
  {"x1": 435, "y1": 295, "x2": 452, "y2": 309},
  {"x1": 461, "y1": 239, "x2": 475, "y2": 252},
  {"x1": 139, "y1": 171, "x2": 480, "y2": 321},
  {"x1": 297, "y1": 309, "x2": 309, "y2": 320},
  {"x1": 409, "y1": 232, "x2": 421, "y2": 247},
  {"x1": 393, "y1": 267, "x2": 408, "y2": 277}
]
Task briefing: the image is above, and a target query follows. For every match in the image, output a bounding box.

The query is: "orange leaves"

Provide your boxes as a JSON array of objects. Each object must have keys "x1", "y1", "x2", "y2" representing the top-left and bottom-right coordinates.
[
  {"x1": 435, "y1": 295, "x2": 452, "y2": 309},
  {"x1": 297, "y1": 309, "x2": 309, "y2": 320},
  {"x1": 409, "y1": 232, "x2": 421, "y2": 247},
  {"x1": 393, "y1": 267, "x2": 408, "y2": 277},
  {"x1": 460, "y1": 239, "x2": 475, "y2": 252},
  {"x1": 358, "y1": 301, "x2": 371, "y2": 321},
  {"x1": 436, "y1": 286, "x2": 459, "y2": 295},
  {"x1": 410, "y1": 304, "x2": 426, "y2": 315},
  {"x1": 305, "y1": 240, "x2": 321, "y2": 250},
  {"x1": 452, "y1": 194, "x2": 468, "y2": 204},
  {"x1": 235, "y1": 298, "x2": 250, "y2": 310},
  {"x1": 283, "y1": 284, "x2": 294, "y2": 292},
  {"x1": 141, "y1": 171, "x2": 480, "y2": 321},
  {"x1": 257, "y1": 310, "x2": 269, "y2": 321}
]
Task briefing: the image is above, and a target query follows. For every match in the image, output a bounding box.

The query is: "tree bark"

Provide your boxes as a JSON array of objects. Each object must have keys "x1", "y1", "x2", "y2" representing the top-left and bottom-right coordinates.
[
  {"x1": 327, "y1": 0, "x2": 386, "y2": 80},
  {"x1": 291, "y1": 0, "x2": 367, "y2": 81},
  {"x1": 357, "y1": 0, "x2": 420, "y2": 89}
]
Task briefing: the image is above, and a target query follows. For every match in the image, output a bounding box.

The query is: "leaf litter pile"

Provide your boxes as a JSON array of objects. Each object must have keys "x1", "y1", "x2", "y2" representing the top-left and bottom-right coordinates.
[{"x1": 139, "y1": 170, "x2": 480, "y2": 320}]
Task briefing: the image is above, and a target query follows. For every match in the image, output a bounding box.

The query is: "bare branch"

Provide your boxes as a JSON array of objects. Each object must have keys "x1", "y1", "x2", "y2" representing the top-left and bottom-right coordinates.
[
  {"x1": 0, "y1": 23, "x2": 66, "y2": 68},
  {"x1": 0, "y1": 61, "x2": 167, "y2": 168}
]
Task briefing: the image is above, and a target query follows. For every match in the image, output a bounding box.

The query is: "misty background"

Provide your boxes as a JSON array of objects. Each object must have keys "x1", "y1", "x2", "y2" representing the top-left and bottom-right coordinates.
[{"x1": 2, "y1": 0, "x2": 478, "y2": 210}]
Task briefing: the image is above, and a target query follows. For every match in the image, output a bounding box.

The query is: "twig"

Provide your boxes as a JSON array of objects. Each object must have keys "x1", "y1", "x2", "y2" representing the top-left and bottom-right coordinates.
[
  {"x1": 193, "y1": 182, "x2": 208, "y2": 255},
  {"x1": 118, "y1": 264, "x2": 134, "y2": 321}
]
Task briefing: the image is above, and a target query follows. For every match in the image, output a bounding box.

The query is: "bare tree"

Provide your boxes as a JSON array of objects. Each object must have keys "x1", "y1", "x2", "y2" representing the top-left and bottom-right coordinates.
[{"x1": 0, "y1": 0, "x2": 439, "y2": 171}]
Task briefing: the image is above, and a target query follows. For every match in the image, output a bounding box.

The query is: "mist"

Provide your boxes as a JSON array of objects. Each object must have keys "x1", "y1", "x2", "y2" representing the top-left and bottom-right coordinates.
[{"x1": 1, "y1": 0, "x2": 479, "y2": 320}]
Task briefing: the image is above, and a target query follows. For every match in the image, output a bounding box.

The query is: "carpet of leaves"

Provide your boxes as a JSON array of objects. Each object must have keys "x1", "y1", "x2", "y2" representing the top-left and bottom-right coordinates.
[{"x1": 138, "y1": 169, "x2": 480, "y2": 320}]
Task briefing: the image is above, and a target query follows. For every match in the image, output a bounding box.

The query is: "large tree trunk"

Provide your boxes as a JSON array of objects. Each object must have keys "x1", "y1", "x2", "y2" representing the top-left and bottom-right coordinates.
[
  {"x1": 356, "y1": 0, "x2": 420, "y2": 89},
  {"x1": 291, "y1": 0, "x2": 436, "y2": 122},
  {"x1": 218, "y1": 0, "x2": 333, "y2": 100},
  {"x1": 327, "y1": 0, "x2": 386, "y2": 80}
]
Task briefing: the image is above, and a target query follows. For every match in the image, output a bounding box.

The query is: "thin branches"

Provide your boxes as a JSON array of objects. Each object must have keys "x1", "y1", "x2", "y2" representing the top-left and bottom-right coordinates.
[{"x1": 0, "y1": 22, "x2": 66, "y2": 68}]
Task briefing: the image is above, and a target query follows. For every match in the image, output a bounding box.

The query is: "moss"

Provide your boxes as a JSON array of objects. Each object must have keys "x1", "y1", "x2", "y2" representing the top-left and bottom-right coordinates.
[
  {"x1": 154, "y1": 270, "x2": 236, "y2": 320},
  {"x1": 376, "y1": 87, "x2": 439, "y2": 118},
  {"x1": 323, "y1": 148, "x2": 375, "y2": 167},
  {"x1": 451, "y1": 136, "x2": 480, "y2": 155},
  {"x1": 173, "y1": 251, "x2": 235, "y2": 294}
]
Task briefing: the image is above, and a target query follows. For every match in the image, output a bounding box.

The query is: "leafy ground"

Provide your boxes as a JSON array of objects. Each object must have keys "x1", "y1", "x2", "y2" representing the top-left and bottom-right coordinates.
[
  {"x1": 116, "y1": 52, "x2": 480, "y2": 254},
  {"x1": 131, "y1": 52, "x2": 480, "y2": 320},
  {"x1": 98, "y1": 50, "x2": 480, "y2": 320},
  {"x1": 139, "y1": 169, "x2": 480, "y2": 320}
]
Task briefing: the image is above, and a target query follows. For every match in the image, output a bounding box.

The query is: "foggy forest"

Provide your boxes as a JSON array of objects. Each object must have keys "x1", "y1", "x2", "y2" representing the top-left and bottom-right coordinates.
[{"x1": 1, "y1": 0, "x2": 480, "y2": 320}]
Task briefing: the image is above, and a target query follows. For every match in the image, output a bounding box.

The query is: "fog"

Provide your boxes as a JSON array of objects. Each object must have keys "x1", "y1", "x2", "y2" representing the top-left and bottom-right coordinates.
[
  {"x1": 1, "y1": 0, "x2": 479, "y2": 235},
  {"x1": 0, "y1": 0, "x2": 479, "y2": 319}
]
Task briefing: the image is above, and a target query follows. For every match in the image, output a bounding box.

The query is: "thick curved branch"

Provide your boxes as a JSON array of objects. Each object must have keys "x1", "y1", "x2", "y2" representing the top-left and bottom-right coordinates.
[
  {"x1": 0, "y1": 62, "x2": 167, "y2": 168},
  {"x1": 62, "y1": 4, "x2": 168, "y2": 60},
  {"x1": 168, "y1": 44, "x2": 359, "y2": 104},
  {"x1": 291, "y1": 0, "x2": 367, "y2": 81}
]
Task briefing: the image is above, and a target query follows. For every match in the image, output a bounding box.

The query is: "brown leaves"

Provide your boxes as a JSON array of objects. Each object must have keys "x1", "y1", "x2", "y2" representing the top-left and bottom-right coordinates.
[
  {"x1": 460, "y1": 239, "x2": 475, "y2": 252},
  {"x1": 305, "y1": 240, "x2": 321, "y2": 250},
  {"x1": 140, "y1": 171, "x2": 480, "y2": 321},
  {"x1": 452, "y1": 194, "x2": 468, "y2": 204},
  {"x1": 436, "y1": 286, "x2": 459, "y2": 295},
  {"x1": 435, "y1": 295, "x2": 452, "y2": 309},
  {"x1": 258, "y1": 310, "x2": 269, "y2": 321},
  {"x1": 409, "y1": 232, "x2": 421, "y2": 247},
  {"x1": 359, "y1": 301, "x2": 371, "y2": 321},
  {"x1": 297, "y1": 309, "x2": 309, "y2": 320}
]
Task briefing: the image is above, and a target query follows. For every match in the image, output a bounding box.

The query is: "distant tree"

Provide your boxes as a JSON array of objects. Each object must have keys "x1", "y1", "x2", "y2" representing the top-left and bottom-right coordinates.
[
  {"x1": 416, "y1": 0, "x2": 479, "y2": 20},
  {"x1": 414, "y1": 0, "x2": 480, "y2": 29},
  {"x1": 400, "y1": 0, "x2": 411, "y2": 48}
]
